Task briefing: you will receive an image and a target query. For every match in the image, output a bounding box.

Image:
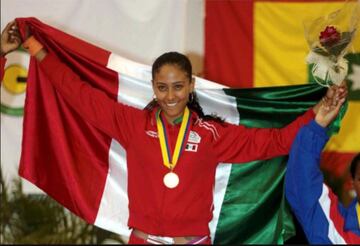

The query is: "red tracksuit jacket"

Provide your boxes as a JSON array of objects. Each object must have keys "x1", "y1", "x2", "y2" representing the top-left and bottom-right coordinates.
[{"x1": 0, "y1": 54, "x2": 315, "y2": 237}]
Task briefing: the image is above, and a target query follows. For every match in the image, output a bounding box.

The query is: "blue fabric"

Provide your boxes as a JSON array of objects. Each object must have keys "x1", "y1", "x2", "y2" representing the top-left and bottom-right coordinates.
[
  {"x1": 344, "y1": 199, "x2": 360, "y2": 234},
  {"x1": 285, "y1": 120, "x2": 360, "y2": 244}
]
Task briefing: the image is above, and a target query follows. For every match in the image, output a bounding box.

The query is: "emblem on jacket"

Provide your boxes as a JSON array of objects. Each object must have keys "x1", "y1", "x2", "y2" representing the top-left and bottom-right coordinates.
[
  {"x1": 188, "y1": 131, "x2": 201, "y2": 143},
  {"x1": 145, "y1": 130, "x2": 158, "y2": 138},
  {"x1": 185, "y1": 131, "x2": 201, "y2": 152},
  {"x1": 185, "y1": 143, "x2": 198, "y2": 152}
]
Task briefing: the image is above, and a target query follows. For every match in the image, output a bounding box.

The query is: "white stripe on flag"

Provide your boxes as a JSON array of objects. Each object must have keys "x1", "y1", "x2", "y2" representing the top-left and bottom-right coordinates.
[
  {"x1": 208, "y1": 164, "x2": 232, "y2": 242},
  {"x1": 97, "y1": 53, "x2": 239, "y2": 240},
  {"x1": 198, "y1": 87, "x2": 239, "y2": 243},
  {"x1": 318, "y1": 184, "x2": 346, "y2": 244},
  {"x1": 94, "y1": 139, "x2": 131, "y2": 236}
]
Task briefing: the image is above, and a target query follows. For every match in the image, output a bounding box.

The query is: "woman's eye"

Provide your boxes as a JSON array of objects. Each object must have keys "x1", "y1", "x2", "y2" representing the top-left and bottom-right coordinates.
[
  {"x1": 174, "y1": 85, "x2": 183, "y2": 90},
  {"x1": 158, "y1": 86, "x2": 166, "y2": 91}
]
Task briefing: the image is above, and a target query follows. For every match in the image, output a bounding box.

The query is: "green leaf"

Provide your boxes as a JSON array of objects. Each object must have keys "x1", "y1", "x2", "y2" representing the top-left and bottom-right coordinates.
[
  {"x1": 327, "y1": 31, "x2": 354, "y2": 57},
  {"x1": 312, "y1": 46, "x2": 330, "y2": 56}
]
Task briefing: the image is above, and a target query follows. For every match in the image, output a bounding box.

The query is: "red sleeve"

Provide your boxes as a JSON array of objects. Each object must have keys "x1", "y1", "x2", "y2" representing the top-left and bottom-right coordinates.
[
  {"x1": 39, "y1": 52, "x2": 142, "y2": 148},
  {"x1": 214, "y1": 109, "x2": 315, "y2": 163},
  {"x1": 0, "y1": 56, "x2": 6, "y2": 82}
]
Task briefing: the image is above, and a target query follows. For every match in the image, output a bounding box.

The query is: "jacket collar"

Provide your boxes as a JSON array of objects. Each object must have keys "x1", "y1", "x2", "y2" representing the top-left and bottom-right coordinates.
[
  {"x1": 149, "y1": 106, "x2": 199, "y2": 127},
  {"x1": 344, "y1": 198, "x2": 360, "y2": 234}
]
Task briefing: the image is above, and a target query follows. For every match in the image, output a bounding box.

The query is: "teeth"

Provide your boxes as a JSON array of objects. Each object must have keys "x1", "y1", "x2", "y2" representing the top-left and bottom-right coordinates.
[{"x1": 167, "y1": 102, "x2": 177, "y2": 107}]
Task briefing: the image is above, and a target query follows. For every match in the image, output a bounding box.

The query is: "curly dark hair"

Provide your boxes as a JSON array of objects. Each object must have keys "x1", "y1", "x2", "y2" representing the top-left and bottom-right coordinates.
[
  {"x1": 145, "y1": 52, "x2": 224, "y2": 123},
  {"x1": 350, "y1": 153, "x2": 360, "y2": 179}
]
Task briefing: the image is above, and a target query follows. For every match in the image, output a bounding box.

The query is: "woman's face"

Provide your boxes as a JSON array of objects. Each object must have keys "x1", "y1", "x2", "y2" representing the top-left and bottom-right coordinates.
[
  {"x1": 353, "y1": 162, "x2": 360, "y2": 203},
  {"x1": 153, "y1": 64, "x2": 194, "y2": 124}
]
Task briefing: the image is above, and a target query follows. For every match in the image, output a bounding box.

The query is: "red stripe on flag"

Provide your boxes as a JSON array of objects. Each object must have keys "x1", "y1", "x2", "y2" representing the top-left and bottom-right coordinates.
[
  {"x1": 205, "y1": 0, "x2": 254, "y2": 88},
  {"x1": 16, "y1": 18, "x2": 119, "y2": 223}
]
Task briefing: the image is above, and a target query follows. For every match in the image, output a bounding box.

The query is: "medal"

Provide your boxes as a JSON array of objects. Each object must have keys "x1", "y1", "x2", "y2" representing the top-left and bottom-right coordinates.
[
  {"x1": 156, "y1": 107, "x2": 191, "y2": 189},
  {"x1": 163, "y1": 172, "x2": 179, "y2": 189}
]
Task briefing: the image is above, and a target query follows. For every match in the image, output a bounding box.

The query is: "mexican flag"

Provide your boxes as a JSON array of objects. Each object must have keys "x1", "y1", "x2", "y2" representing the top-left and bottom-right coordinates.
[{"x1": 15, "y1": 17, "x2": 332, "y2": 244}]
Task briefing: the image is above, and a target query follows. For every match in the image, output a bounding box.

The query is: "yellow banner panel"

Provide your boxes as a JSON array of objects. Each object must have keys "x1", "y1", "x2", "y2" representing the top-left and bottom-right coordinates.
[
  {"x1": 254, "y1": 1, "x2": 353, "y2": 87},
  {"x1": 325, "y1": 101, "x2": 360, "y2": 152}
]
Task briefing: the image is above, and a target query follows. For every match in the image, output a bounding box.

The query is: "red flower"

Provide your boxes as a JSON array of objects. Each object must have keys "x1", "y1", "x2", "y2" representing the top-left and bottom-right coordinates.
[{"x1": 319, "y1": 26, "x2": 340, "y2": 48}]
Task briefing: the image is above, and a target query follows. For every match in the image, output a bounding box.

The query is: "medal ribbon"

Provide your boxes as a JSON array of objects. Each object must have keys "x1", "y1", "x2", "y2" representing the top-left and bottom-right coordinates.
[
  {"x1": 156, "y1": 107, "x2": 191, "y2": 170},
  {"x1": 356, "y1": 203, "x2": 360, "y2": 228}
]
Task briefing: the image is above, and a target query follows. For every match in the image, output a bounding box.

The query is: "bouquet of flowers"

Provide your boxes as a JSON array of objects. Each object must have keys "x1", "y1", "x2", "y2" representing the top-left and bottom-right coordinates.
[{"x1": 304, "y1": 1, "x2": 360, "y2": 87}]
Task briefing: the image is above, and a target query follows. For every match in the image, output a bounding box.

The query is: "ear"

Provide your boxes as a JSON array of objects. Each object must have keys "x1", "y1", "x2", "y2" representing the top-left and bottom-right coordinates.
[{"x1": 190, "y1": 77, "x2": 195, "y2": 93}]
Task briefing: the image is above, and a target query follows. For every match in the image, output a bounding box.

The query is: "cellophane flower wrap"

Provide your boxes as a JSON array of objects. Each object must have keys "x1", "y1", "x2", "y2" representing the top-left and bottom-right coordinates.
[{"x1": 304, "y1": 1, "x2": 360, "y2": 87}]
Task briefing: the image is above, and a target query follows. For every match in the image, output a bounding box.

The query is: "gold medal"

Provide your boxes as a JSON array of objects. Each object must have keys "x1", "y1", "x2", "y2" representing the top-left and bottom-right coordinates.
[
  {"x1": 156, "y1": 107, "x2": 191, "y2": 189},
  {"x1": 163, "y1": 172, "x2": 179, "y2": 189}
]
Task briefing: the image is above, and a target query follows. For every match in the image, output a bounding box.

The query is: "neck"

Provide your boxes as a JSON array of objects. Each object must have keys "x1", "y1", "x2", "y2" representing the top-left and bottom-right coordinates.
[{"x1": 163, "y1": 113, "x2": 183, "y2": 125}]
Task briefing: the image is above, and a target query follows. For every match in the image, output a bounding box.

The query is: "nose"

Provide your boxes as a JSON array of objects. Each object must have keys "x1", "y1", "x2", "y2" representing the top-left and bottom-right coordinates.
[{"x1": 166, "y1": 88, "x2": 175, "y2": 101}]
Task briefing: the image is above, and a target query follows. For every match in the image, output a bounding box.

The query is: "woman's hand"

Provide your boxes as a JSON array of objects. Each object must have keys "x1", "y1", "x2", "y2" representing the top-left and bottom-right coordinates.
[
  {"x1": 315, "y1": 81, "x2": 348, "y2": 127},
  {"x1": 1, "y1": 20, "x2": 22, "y2": 56}
]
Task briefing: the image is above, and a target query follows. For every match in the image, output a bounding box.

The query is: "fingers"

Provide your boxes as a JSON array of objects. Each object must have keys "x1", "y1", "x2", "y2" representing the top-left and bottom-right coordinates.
[
  {"x1": 336, "y1": 80, "x2": 348, "y2": 95},
  {"x1": 8, "y1": 24, "x2": 19, "y2": 36},
  {"x1": 1, "y1": 20, "x2": 22, "y2": 55},
  {"x1": 9, "y1": 35, "x2": 21, "y2": 46},
  {"x1": 315, "y1": 95, "x2": 345, "y2": 127},
  {"x1": 8, "y1": 33, "x2": 21, "y2": 44},
  {"x1": 321, "y1": 97, "x2": 332, "y2": 111},
  {"x1": 333, "y1": 97, "x2": 346, "y2": 115},
  {"x1": 338, "y1": 88, "x2": 348, "y2": 101},
  {"x1": 7, "y1": 24, "x2": 21, "y2": 44},
  {"x1": 315, "y1": 82, "x2": 347, "y2": 127},
  {"x1": 336, "y1": 84, "x2": 348, "y2": 105},
  {"x1": 4, "y1": 20, "x2": 18, "y2": 35},
  {"x1": 4, "y1": 20, "x2": 16, "y2": 32},
  {"x1": 9, "y1": 21, "x2": 18, "y2": 29},
  {"x1": 322, "y1": 90, "x2": 346, "y2": 111},
  {"x1": 338, "y1": 81, "x2": 348, "y2": 99},
  {"x1": 325, "y1": 82, "x2": 348, "y2": 108},
  {"x1": 325, "y1": 85, "x2": 337, "y2": 100},
  {"x1": 3, "y1": 20, "x2": 20, "y2": 41}
]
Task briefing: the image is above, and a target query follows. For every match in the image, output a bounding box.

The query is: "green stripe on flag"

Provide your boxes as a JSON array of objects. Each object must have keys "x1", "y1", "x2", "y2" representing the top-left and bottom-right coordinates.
[{"x1": 214, "y1": 84, "x2": 326, "y2": 244}]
